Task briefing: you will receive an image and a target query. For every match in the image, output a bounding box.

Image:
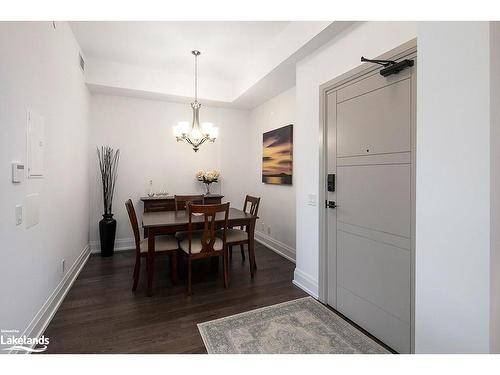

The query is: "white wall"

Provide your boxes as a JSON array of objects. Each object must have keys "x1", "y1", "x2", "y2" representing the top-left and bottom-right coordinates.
[
  {"x1": 237, "y1": 22, "x2": 331, "y2": 95},
  {"x1": 0, "y1": 22, "x2": 90, "y2": 342},
  {"x1": 294, "y1": 21, "x2": 417, "y2": 296},
  {"x1": 248, "y1": 87, "x2": 296, "y2": 260},
  {"x1": 89, "y1": 94, "x2": 250, "y2": 250},
  {"x1": 490, "y1": 21, "x2": 500, "y2": 354},
  {"x1": 415, "y1": 21, "x2": 497, "y2": 354}
]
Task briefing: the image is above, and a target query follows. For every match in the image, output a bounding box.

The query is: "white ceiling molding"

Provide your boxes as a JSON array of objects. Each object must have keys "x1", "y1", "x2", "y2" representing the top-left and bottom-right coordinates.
[
  {"x1": 85, "y1": 57, "x2": 235, "y2": 103},
  {"x1": 73, "y1": 21, "x2": 355, "y2": 109}
]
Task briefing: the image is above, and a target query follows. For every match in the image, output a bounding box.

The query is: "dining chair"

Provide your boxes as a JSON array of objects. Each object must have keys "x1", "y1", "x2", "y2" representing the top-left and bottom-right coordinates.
[
  {"x1": 174, "y1": 195, "x2": 206, "y2": 241},
  {"x1": 125, "y1": 199, "x2": 179, "y2": 291},
  {"x1": 178, "y1": 202, "x2": 230, "y2": 295},
  {"x1": 174, "y1": 194, "x2": 205, "y2": 211},
  {"x1": 226, "y1": 195, "x2": 260, "y2": 269}
]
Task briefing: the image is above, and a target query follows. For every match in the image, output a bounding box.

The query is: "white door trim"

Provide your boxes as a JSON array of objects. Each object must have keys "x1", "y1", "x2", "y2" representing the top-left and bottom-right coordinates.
[{"x1": 318, "y1": 38, "x2": 417, "y2": 352}]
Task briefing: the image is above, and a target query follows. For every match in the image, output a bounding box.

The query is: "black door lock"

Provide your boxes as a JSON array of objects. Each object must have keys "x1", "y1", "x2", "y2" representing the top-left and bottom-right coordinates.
[
  {"x1": 325, "y1": 200, "x2": 336, "y2": 209},
  {"x1": 328, "y1": 174, "x2": 335, "y2": 192}
]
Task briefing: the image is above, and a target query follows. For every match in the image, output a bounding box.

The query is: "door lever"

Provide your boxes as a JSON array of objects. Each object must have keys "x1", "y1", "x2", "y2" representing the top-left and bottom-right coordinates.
[{"x1": 325, "y1": 200, "x2": 337, "y2": 209}]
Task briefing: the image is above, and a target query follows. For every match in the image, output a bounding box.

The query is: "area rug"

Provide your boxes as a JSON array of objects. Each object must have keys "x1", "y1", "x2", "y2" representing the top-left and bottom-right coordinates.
[{"x1": 197, "y1": 297, "x2": 390, "y2": 354}]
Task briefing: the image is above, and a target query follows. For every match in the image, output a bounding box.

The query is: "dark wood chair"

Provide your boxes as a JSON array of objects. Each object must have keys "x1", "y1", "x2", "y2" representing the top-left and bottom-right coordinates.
[
  {"x1": 226, "y1": 195, "x2": 260, "y2": 269},
  {"x1": 174, "y1": 194, "x2": 205, "y2": 211},
  {"x1": 125, "y1": 199, "x2": 179, "y2": 291},
  {"x1": 178, "y1": 202, "x2": 230, "y2": 295},
  {"x1": 174, "y1": 194, "x2": 206, "y2": 241}
]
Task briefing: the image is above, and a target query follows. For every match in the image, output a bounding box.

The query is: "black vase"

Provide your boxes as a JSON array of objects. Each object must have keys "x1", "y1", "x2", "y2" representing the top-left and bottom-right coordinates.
[{"x1": 99, "y1": 213, "x2": 116, "y2": 257}]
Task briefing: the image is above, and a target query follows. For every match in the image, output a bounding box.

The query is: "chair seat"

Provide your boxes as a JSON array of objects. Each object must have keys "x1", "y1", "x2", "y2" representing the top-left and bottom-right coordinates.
[
  {"x1": 139, "y1": 235, "x2": 178, "y2": 253},
  {"x1": 179, "y1": 234, "x2": 223, "y2": 254},
  {"x1": 219, "y1": 228, "x2": 248, "y2": 243},
  {"x1": 175, "y1": 230, "x2": 202, "y2": 241}
]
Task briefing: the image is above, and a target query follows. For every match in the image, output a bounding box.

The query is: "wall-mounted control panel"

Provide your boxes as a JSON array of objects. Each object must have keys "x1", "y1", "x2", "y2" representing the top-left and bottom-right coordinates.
[
  {"x1": 327, "y1": 174, "x2": 335, "y2": 192},
  {"x1": 12, "y1": 162, "x2": 25, "y2": 183}
]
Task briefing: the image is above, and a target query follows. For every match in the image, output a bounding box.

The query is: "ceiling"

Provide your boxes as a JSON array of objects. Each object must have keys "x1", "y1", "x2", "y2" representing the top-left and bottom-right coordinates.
[
  {"x1": 70, "y1": 21, "x2": 351, "y2": 108},
  {"x1": 71, "y1": 21, "x2": 290, "y2": 82}
]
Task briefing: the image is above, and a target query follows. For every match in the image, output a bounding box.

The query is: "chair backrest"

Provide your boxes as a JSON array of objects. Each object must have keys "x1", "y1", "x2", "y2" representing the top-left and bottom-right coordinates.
[
  {"x1": 243, "y1": 195, "x2": 261, "y2": 216},
  {"x1": 187, "y1": 203, "x2": 230, "y2": 254},
  {"x1": 174, "y1": 194, "x2": 205, "y2": 211},
  {"x1": 125, "y1": 199, "x2": 141, "y2": 254}
]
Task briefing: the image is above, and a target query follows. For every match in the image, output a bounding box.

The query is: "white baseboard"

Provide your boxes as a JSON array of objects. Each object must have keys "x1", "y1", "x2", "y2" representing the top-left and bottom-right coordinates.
[
  {"x1": 12, "y1": 244, "x2": 91, "y2": 354},
  {"x1": 90, "y1": 237, "x2": 135, "y2": 254},
  {"x1": 92, "y1": 233, "x2": 296, "y2": 262},
  {"x1": 254, "y1": 231, "x2": 295, "y2": 263},
  {"x1": 293, "y1": 268, "x2": 319, "y2": 299},
  {"x1": 94, "y1": 234, "x2": 296, "y2": 262}
]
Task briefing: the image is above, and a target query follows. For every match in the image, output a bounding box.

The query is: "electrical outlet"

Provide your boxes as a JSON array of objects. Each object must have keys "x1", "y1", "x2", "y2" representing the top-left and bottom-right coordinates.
[{"x1": 62, "y1": 259, "x2": 65, "y2": 274}]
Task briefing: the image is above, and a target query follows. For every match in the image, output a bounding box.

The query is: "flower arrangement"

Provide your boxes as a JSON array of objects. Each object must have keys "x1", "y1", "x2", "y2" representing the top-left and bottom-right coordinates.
[{"x1": 196, "y1": 169, "x2": 220, "y2": 195}]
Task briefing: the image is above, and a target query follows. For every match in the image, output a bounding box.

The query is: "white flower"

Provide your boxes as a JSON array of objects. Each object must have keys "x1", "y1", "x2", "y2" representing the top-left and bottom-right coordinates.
[
  {"x1": 196, "y1": 170, "x2": 205, "y2": 181},
  {"x1": 195, "y1": 169, "x2": 219, "y2": 183},
  {"x1": 205, "y1": 171, "x2": 215, "y2": 182}
]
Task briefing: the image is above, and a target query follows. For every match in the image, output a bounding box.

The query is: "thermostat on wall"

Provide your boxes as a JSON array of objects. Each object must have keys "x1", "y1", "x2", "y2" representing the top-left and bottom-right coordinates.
[{"x1": 12, "y1": 162, "x2": 25, "y2": 183}]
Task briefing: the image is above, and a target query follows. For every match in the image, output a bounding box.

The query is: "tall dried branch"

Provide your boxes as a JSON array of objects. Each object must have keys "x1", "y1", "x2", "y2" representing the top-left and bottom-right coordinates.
[{"x1": 97, "y1": 146, "x2": 120, "y2": 215}]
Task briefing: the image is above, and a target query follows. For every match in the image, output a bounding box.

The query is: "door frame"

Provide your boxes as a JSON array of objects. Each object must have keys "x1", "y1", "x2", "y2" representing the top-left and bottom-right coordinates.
[{"x1": 318, "y1": 38, "x2": 417, "y2": 352}]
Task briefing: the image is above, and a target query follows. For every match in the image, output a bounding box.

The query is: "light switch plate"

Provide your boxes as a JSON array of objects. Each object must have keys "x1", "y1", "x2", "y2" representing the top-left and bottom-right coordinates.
[
  {"x1": 25, "y1": 193, "x2": 40, "y2": 228},
  {"x1": 15, "y1": 205, "x2": 22, "y2": 226},
  {"x1": 307, "y1": 194, "x2": 317, "y2": 206}
]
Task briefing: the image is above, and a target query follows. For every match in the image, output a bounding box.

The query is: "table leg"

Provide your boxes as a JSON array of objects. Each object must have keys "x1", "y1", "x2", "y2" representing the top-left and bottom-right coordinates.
[
  {"x1": 147, "y1": 228, "x2": 155, "y2": 296},
  {"x1": 223, "y1": 247, "x2": 229, "y2": 288},
  {"x1": 248, "y1": 219, "x2": 256, "y2": 278}
]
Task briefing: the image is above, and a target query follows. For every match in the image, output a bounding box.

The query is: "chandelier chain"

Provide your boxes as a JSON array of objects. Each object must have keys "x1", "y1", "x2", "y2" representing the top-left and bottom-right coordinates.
[{"x1": 194, "y1": 52, "x2": 198, "y2": 102}]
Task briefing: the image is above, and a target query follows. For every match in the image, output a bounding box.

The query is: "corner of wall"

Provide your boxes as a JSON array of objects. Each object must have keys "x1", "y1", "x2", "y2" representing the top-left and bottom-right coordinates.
[
  {"x1": 293, "y1": 268, "x2": 318, "y2": 299},
  {"x1": 255, "y1": 231, "x2": 295, "y2": 262},
  {"x1": 489, "y1": 20, "x2": 500, "y2": 354}
]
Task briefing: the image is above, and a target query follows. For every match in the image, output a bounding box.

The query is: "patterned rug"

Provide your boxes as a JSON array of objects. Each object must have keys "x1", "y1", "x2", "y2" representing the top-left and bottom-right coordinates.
[{"x1": 198, "y1": 297, "x2": 390, "y2": 354}]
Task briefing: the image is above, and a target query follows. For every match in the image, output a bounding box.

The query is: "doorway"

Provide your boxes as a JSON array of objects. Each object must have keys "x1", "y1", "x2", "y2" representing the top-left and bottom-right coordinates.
[{"x1": 318, "y1": 39, "x2": 416, "y2": 353}]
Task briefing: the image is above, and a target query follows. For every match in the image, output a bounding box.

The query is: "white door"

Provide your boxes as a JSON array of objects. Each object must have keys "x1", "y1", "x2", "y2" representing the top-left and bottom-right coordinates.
[{"x1": 325, "y1": 51, "x2": 416, "y2": 353}]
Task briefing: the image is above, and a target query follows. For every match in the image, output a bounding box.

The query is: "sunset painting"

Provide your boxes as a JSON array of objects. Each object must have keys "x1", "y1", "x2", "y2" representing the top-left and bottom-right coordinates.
[{"x1": 262, "y1": 124, "x2": 293, "y2": 185}]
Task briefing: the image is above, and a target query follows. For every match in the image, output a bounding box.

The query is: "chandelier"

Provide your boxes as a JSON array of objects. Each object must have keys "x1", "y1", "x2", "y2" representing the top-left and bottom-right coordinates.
[{"x1": 173, "y1": 50, "x2": 218, "y2": 152}]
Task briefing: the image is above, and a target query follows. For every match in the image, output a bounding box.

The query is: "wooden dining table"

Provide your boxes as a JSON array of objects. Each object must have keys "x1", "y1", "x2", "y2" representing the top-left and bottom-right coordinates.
[{"x1": 142, "y1": 207, "x2": 258, "y2": 296}]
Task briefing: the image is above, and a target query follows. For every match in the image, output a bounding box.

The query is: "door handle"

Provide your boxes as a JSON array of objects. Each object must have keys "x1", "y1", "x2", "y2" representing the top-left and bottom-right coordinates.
[{"x1": 325, "y1": 200, "x2": 337, "y2": 209}]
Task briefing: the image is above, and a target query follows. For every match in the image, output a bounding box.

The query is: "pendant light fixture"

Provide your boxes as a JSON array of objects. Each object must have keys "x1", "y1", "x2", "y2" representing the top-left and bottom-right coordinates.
[{"x1": 172, "y1": 50, "x2": 218, "y2": 152}]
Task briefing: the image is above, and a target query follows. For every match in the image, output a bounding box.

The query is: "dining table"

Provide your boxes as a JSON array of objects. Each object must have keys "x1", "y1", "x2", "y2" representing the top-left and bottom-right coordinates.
[{"x1": 142, "y1": 207, "x2": 258, "y2": 296}]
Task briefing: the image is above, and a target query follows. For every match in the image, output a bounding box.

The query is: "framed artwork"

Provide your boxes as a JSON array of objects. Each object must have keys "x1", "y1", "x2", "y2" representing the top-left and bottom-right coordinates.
[{"x1": 262, "y1": 124, "x2": 293, "y2": 185}]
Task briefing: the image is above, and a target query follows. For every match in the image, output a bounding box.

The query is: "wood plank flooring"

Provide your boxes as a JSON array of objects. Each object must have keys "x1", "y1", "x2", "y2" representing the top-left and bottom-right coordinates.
[{"x1": 42, "y1": 243, "x2": 306, "y2": 353}]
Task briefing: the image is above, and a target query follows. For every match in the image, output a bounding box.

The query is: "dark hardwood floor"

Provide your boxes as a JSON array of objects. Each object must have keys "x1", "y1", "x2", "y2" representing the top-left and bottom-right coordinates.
[{"x1": 42, "y1": 243, "x2": 306, "y2": 353}]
